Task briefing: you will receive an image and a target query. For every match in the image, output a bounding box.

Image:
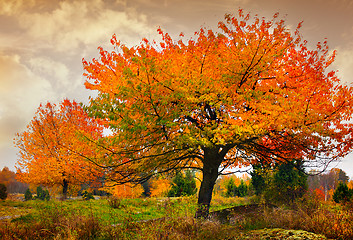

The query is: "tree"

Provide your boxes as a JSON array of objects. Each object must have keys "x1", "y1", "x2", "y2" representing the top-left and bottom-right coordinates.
[
  {"x1": 168, "y1": 171, "x2": 197, "y2": 197},
  {"x1": 0, "y1": 167, "x2": 28, "y2": 193},
  {"x1": 333, "y1": 182, "x2": 352, "y2": 203},
  {"x1": 36, "y1": 186, "x2": 50, "y2": 201},
  {"x1": 308, "y1": 168, "x2": 349, "y2": 201},
  {"x1": 272, "y1": 160, "x2": 307, "y2": 203},
  {"x1": 237, "y1": 180, "x2": 248, "y2": 197},
  {"x1": 82, "y1": 10, "x2": 353, "y2": 217},
  {"x1": 102, "y1": 181, "x2": 144, "y2": 198},
  {"x1": 250, "y1": 163, "x2": 270, "y2": 196},
  {"x1": 24, "y1": 188, "x2": 32, "y2": 201},
  {"x1": 15, "y1": 99, "x2": 104, "y2": 199},
  {"x1": 225, "y1": 178, "x2": 237, "y2": 197},
  {"x1": 251, "y1": 160, "x2": 307, "y2": 203}
]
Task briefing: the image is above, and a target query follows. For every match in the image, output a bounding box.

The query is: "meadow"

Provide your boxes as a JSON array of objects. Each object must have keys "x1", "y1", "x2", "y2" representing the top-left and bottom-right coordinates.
[{"x1": 0, "y1": 194, "x2": 352, "y2": 239}]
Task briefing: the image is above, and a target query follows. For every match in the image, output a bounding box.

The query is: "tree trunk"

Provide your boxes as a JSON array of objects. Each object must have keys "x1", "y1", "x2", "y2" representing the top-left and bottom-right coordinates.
[
  {"x1": 62, "y1": 179, "x2": 68, "y2": 200},
  {"x1": 195, "y1": 148, "x2": 222, "y2": 218}
]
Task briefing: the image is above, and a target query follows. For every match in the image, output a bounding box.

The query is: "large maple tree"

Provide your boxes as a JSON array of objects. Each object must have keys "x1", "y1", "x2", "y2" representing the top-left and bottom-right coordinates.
[
  {"x1": 15, "y1": 99, "x2": 104, "y2": 199},
  {"x1": 83, "y1": 10, "x2": 353, "y2": 217}
]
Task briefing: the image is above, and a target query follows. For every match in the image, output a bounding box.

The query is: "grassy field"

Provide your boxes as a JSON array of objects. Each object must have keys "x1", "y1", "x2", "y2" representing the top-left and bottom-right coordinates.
[{"x1": 0, "y1": 194, "x2": 352, "y2": 239}]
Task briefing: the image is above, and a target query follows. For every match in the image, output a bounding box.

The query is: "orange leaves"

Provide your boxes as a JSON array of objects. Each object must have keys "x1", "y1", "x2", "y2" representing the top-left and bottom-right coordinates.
[
  {"x1": 15, "y1": 99, "x2": 104, "y2": 192},
  {"x1": 150, "y1": 176, "x2": 172, "y2": 197},
  {"x1": 83, "y1": 9, "x2": 353, "y2": 181},
  {"x1": 103, "y1": 181, "x2": 143, "y2": 198}
]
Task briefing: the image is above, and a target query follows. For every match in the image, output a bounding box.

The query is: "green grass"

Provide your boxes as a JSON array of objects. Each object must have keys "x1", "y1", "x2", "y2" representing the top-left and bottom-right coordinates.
[
  {"x1": 0, "y1": 195, "x2": 245, "y2": 240},
  {"x1": 0, "y1": 195, "x2": 245, "y2": 225},
  {"x1": 2, "y1": 194, "x2": 345, "y2": 239}
]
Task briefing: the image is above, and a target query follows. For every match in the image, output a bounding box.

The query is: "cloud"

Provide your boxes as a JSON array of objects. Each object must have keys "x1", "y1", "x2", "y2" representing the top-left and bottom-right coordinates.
[
  {"x1": 28, "y1": 57, "x2": 71, "y2": 89},
  {"x1": 334, "y1": 45, "x2": 353, "y2": 84},
  {"x1": 12, "y1": 0, "x2": 154, "y2": 51},
  {"x1": 0, "y1": 54, "x2": 53, "y2": 147}
]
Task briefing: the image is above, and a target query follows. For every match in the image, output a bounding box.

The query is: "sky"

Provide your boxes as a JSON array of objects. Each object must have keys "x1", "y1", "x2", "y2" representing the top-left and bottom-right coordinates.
[{"x1": 1, "y1": 0, "x2": 353, "y2": 177}]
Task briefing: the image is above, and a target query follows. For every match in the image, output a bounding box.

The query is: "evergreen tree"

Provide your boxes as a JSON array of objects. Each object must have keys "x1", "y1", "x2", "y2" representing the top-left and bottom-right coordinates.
[
  {"x1": 250, "y1": 163, "x2": 270, "y2": 196},
  {"x1": 24, "y1": 188, "x2": 32, "y2": 201},
  {"x1": 333, "y1": 182, "x2": 352, "y2": 203},
  {"x1": 237, "y1": 180, "x2": 248, "y2": 197},
  {"x1": 168, "y1": 171, "x2": 197, "y2": 197},
  {"x1": 36, "y1": 186, "x2": 50, "y2": 201},
  {"x1": 272, "y1": 160, "x2": 307, "y2": 203},
  {"x1": 251, "y1": 160, "x2": 307, "y2": 203},
  {"x1": 225, "y1": 178, "x2": 237, "y2": 197}
]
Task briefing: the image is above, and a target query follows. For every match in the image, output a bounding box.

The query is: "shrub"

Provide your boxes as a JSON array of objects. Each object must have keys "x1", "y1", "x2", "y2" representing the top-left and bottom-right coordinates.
[
  {"x1": 107, "y1": 196, "x2": 124, "y2": 209},
  {"x1": 36, "y1": 186, "x2": 50, "y2": 201},
  {"x1": 0, "y1": 183, "x2": 7, "y2": 200},
  {"x1": 82, "y1": 190, "x2": 95, "y2": 200},
  {"x1": 24, "y1": 188, "x2": 32, "y2": 201}
]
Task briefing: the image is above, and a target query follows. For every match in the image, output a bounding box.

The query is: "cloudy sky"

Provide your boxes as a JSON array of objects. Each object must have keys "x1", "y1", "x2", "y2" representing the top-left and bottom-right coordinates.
[{"x1": 1, "y1": 0, "x2": 353, "y2": 177}]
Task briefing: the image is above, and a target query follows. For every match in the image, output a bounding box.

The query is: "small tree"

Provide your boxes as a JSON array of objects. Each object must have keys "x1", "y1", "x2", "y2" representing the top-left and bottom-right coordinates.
[
  {"x1": 333, "y1": 182, "x2": 352, "y2": 203},
  {"x1": 0, "y1": 183, "x2": 7, "y2": 200},
  {"x1": 225, "y1": 178, "x2": 237, "y2": 197},
  {"x1": 168, "y1": 171, "x2": 197, "y2": 197},
  {"x1": 272, "y1": 160, "x2": 307, "y2": 203},
  {"x1": 250, "y1": 163, "x2": 271, "y2": 196},
  {"x1": 251, "y1": 160, "x2": 307, "y2": 204},
  {"x1": 36, "y1": 186, "x2": 50, "y2": 201},
  {"x1": 15, "y1": 99, "x2": 103, "y2": 199},
  {"x1": 237, "y1": 180, "x2": 248, "y2": 197},
  {"x1": 24, "y1": 188, "x2": 32, "y2": 201}
]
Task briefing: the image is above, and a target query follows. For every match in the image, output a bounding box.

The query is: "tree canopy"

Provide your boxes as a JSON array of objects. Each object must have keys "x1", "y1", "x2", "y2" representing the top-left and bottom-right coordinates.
[
  {"x1": 83, "y1": 10, "x2": 353, "y2": 217},
  {"x1": 15, "y1": 99, "x2": 104, "y2": 199}
]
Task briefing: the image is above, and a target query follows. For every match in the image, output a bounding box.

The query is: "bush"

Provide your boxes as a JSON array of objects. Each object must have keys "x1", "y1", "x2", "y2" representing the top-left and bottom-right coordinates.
[
  {"x1": 24, "y1": 188, "x2": 32, "y2": 201},
  {"x1": 36, "y1": 186, "x2": 50, "y2": 201},
  {"x1": 0, "y1": 183, "x2": 7, "y2": 200},
  {"x1": 107, "y1": 196, "x2": 124, "y2": 209},
  {"x1": 82, "y1": 190, "x2": 94, "y2": 200}
]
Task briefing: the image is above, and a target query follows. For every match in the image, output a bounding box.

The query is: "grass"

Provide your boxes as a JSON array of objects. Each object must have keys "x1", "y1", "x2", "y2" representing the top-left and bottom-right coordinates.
[{"x1": 1, "y1": 194, "x2": 352, "y2": 239}]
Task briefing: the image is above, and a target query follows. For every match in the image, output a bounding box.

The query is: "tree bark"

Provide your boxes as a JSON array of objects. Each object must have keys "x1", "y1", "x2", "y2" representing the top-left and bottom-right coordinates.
[
  {"x1": 62, "y1": 179, "x2": 68, "y2": 200},
  {"x1": 195, "y1": 148, "x2": 222, "y2": 218}
]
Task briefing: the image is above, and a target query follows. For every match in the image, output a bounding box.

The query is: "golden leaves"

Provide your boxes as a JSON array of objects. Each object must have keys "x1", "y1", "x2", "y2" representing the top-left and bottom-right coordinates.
[
  {"x1": 83, "y1": 9, "x2": 353, "y2": 172},
  {"x1": 15, "y1": 99, "x2": 104, "y2": 189}
]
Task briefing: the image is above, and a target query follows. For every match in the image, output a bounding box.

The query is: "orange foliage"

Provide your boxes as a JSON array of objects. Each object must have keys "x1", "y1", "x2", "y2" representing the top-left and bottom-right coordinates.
[
  {"x1": 81, "y1": 9, "x2": 353, "y2": 216},
  {"x1": 15, "y1": 99, "x2": 104, "y2": 196},
  {"x1": 103, "y1": 181, "x2": 143, "y2": 198},
  {"x1": 83, "y1": 10, "x2": 353, "y2": 181},
  {"x1": 313, "y1": 188, "x2": 326, "y2": 201},
  {"x1": 150, "y1": 176, "x2": 171, "y2": 197},
  {"x1": 347, "y1": 180, "x2": 353, "y2": 189},
  {"x1": 0, "y1": 167, "x2": 15, "y2": 186}
]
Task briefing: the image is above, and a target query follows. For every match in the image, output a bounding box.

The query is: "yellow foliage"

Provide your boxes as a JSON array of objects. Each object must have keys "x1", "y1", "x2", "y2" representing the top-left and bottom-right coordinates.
[
  {"x1": 150, "y1": 177, "x2": 171, "y2": 197},
  {"x1": 103, "y1": 181, "x2": 143, "y2": 199},
  {"x1": 347, "y1": 180, "x2": 353, "y2": 189}
]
